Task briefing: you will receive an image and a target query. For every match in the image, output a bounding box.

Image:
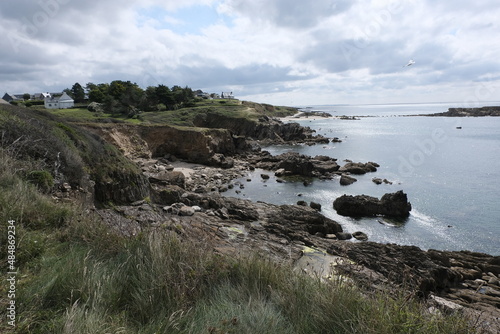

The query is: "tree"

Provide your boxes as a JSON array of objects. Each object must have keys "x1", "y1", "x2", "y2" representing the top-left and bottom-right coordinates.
[
  {"x1": 71, "y1": 83, "x2": 85, "y2": 103},
  {"x1": 23, "y1": 93, "x2": 31, "y2": 101},
  {"x1": 88, "y1": 89, "x2": 106, "y2": 103},
  {"x1": 156, "y1": 85, "x2": 175, "y2": 109}
]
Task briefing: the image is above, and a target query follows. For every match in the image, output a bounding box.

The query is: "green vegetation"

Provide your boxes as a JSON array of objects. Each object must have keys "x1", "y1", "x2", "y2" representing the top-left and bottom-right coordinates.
[{"x1": 44, "y1": 98, "x2": 296, "y2": 127}]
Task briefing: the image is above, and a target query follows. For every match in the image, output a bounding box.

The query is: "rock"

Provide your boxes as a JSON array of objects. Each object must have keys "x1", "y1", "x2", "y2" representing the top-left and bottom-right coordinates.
[
  {"x1": 87, "y1": 102, "x2": 104, "y2": 113},
  {"x1": 489, "y1": 277, "x2": 500, "y2": 285},
  {"x1": 352, "y1": 231, "x2": 368, "y2": 241},
  {"x1": 374, "y1": 178, "x2": 393, "y2": 185},
  {"x1": 153, "y1": 185, "x2": 185, "y2": 205},
  {"x1": 313, "y1": 155, "x2": 334, "y2": 162},
  {"x1": 148, "y1": 171, "x2": 186, "y2": 188},
  {"x1": 208, "y1": 153, "x2": 234, "y2": 168},
  {"x1": 340, "y1": 174, "x2": 357, "y2": 186},
  {"x1": 297, "y1": 201, "x2": 307, "y2": 206},
  {"x1": 339, "y1": 162, "x2": 378, "y2": 175},
  {"x1": 333, "y1": 190, "x2": 411, "y2": 217},
  {"x1": 260, "y1": 173, "x2": 270, "y2": 180},
  {"x1": 274, "y1": 168, "x2": 286, "y2": 177},
  {"x1": 310, "y1": 202, "x2": 322, "y2": 211},
  {"x1": 276, "y1": 178, "x2": 285, "y2": 183},
  {"x1": 336, "y1": 232, "x2": 352, "y2": 240},
  {"x1": 277, "y1": 152, "x2": 314, "y2": 176},
  {"x1": 312, "y1": 161, "x2": 339, "y2": 174},
  {"x1": 61, "y1": 182, "x2": 72, "y2": 192},
  {"x1": 179, "y1": 206, "x2": 196, "y2": 216}
]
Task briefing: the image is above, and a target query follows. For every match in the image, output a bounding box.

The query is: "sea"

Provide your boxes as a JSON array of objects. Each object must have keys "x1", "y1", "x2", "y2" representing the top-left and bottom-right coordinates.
[{"x1": 225, "y1": 102, "x2": 500, "y2": 255}]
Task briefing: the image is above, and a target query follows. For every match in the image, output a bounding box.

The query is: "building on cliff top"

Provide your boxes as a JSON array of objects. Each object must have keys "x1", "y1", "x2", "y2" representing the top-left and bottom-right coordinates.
[{"x1": 44, "y1": 92, "x2": 74, "y2": 109}]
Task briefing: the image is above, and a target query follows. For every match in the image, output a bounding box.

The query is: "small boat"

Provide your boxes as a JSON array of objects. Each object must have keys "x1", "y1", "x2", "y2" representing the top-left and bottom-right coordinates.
[{"x1": 456, "y1": 126, "x2": 462, "y2": 129}]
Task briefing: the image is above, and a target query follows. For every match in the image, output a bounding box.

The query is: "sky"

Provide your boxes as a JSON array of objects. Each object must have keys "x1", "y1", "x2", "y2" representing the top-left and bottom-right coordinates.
[{"x1": 1, "y1": 0, "x2": 500, "y2": 106}]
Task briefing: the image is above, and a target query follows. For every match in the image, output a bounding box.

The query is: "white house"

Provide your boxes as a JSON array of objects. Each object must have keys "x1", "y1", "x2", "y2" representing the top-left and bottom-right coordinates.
[{"x1": 44, "y1": 92, "x2": 74, "y2": 109}]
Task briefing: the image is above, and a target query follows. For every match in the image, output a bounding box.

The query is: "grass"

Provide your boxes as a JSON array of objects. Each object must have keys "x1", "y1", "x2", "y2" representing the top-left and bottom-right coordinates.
[{"x1": 36, "y1": 99, "x2": 298, "y2": 127}]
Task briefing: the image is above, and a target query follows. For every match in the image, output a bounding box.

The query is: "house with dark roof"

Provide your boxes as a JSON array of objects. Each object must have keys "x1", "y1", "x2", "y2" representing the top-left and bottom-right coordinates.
[{"x1": 2, "y1": 93, "x2": 23, "y2": 102}]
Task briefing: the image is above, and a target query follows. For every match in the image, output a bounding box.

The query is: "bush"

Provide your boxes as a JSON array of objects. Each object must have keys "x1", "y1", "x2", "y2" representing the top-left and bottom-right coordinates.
[{"x1": 27, "y1": 170, "x2": 54, "y2": 193}]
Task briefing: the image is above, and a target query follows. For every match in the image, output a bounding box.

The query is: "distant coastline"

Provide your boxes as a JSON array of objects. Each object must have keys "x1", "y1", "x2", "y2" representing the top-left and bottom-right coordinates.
[{"x1": 423, "y1": 106, "x2": 500, "y2": 117}]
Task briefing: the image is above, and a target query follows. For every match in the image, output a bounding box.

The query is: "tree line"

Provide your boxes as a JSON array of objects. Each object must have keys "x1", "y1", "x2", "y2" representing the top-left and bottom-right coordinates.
[{"x1": 64, "y1": 81, "x2": 195, "y2": 117}]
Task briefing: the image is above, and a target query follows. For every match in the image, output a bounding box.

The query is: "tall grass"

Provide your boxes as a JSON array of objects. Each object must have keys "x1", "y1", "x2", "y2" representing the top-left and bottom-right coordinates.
[{"x1": 12, "y1": 225, "x2": 474, "y2": 333}]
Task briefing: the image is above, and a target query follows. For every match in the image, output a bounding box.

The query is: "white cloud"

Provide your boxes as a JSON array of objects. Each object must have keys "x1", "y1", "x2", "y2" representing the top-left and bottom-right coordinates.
[{"x1": 1, "y1": 0, "x2": 500, "y2": 105}]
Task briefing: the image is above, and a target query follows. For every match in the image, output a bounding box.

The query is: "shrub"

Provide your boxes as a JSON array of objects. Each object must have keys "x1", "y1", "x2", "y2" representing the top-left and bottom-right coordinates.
[{"x1": 27, "y1": 170, "x2": 54, "y2": 193}]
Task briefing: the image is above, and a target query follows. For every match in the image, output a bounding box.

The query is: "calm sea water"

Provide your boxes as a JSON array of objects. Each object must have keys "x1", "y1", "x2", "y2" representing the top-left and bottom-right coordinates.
[{"x1": 226, "y1": 103, "x2": 500, "y2": 255}]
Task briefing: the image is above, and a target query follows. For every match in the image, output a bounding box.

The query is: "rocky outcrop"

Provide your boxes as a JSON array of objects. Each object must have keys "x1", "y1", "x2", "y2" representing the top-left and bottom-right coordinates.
[
  {"x1": 338, "y1": 161, "x2": 378, "y2": 174},
  {"x1": 93, "y1": 170, "x2": 150, "y2": 205},
  {"x1": 251, "y1": 152, "x2": 341, "y2": 178},
  {"x1": 427, "y1": 106, "x2": 500, "y2": 117},
  {"x1": 333, "y1": 190, "x2": 411, "y2": 217},
  {"x1": 327, "y1": 241, "x2": 500, "y2": 325}
]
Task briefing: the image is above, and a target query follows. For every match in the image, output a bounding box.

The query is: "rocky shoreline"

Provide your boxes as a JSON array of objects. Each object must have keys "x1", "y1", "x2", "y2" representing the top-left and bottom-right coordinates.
[
  {"x1": 80, "y1": 111, "x2": 499, "y2": 331},
  {"x1": 425, "y1": 106, "x2": 500, "y2": 117}
]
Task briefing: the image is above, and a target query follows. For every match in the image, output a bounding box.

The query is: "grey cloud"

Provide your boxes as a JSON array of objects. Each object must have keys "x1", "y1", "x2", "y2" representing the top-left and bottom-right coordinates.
[
  {"x1": 226, "y1": 0, "x2": 352, "y2": 28},
  {"x1": 166, "y1": 63, "x2": 312, "y2": 88}
]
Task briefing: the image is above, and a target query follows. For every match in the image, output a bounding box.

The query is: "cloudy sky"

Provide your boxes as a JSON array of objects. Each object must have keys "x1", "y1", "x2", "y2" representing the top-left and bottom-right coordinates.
[{"x1": 1, "y1": 0, "x2": 500, "y2": 106}]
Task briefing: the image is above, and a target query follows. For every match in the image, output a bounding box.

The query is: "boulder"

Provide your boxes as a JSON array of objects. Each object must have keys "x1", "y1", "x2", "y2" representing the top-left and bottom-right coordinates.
[
  {"x1": 274, "y1": 168, "x2": 286, "y2": 177},
  {"x1": 336, "y1": 232, "x2": 352, "y2": 240},
  {"x1": 339, "y1": 162, "x2": 378, "y2": 175},
  {"x1": 179, "y1": 206, "x2": 196, "y2": 216},
  {"x1": 87, "y1": 102, "x2": 104, "y2": 113},
  {"x1": 333, "y1": 190, "x2": 411, "y2": 217},
  {"x1": 277, "y1": 152, "x2": 314, "y2": 176},
  {"x1": 352, "y1": 231, "x2": 368, "y2": 241},
  {"x1": 208, "y1": 153, "x2": 234, "y2": 168},
  {"x1": 310, "y1": 202, "x2": 322, "y2": 211},
  {"x1": 340, "y1": 174, "x2": 357, "y2": 186},
  {"x1": 148, "y1": 171, "x2": 186, "y2": 188}
]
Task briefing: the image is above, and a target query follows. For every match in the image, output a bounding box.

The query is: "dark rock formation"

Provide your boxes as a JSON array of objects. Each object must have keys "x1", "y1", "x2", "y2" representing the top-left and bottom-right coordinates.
[
  {"x1": 352, "y1": 231, "x2": 368, "y2": 241},
  {"x1": 310, "y1": 202, "x2": 322, "y2": 211},
  {"x1": 340, "y1": 174, "x2": 357, "y2": 186},
  {"x1": 339, "y1": 161, "x2": 378, "y2": 175},
  {"x1": 333, "y1": 190, "x2": 411, "y2": 217},
  {"x1": 252, "y1": 152, "x2": 341, "y2": 178},
  {"x1": 427, "y1": 106, "x2": 500, "y2": 117}
]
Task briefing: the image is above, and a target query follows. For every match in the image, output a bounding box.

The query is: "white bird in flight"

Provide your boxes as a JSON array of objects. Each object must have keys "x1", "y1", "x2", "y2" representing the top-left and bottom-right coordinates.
[{"x1": 403, "y1": 59, "x2": 415, "y2": 67}]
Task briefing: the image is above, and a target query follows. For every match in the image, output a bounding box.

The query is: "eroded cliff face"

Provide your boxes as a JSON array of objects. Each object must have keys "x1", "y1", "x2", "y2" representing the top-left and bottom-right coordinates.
[
  {"x1": 140, "y1": 126, "x2": 236, "y2": 163},
  {"x1": 85, "y1": 123, "x2": 238, "y2": 167}
]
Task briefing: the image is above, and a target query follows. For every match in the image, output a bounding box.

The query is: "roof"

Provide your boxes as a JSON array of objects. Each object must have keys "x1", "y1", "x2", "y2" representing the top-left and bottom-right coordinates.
[{"x1": 58, "y1": 92, "x2": 74, "y2": 102}]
